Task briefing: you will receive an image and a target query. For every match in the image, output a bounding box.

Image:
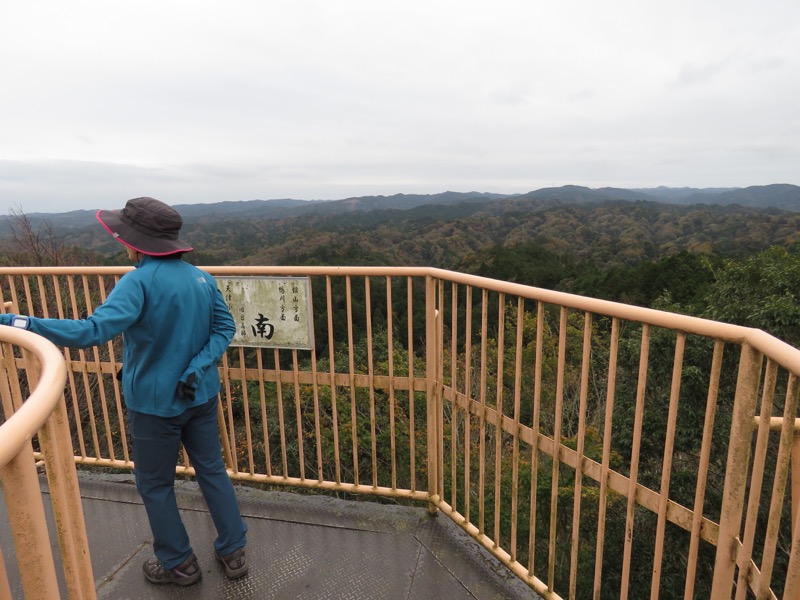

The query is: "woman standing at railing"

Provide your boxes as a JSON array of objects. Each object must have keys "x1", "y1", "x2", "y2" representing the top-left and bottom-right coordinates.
[{"x1": 0, "y1": 197, "x2": 248, "y2": 587}]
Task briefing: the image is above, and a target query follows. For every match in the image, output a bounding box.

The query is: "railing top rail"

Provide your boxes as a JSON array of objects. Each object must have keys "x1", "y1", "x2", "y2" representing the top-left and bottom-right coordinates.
[
  {"x1": 3, "y1": 264, "x2": 799, "y2": 374},
  {"x1": 0, "y1": 266, "x2": 135, "y2": 276},
  {"x1": 0, "y1": 328, "x2": 68, "y2": 466},
  {"x1": 426, "y1": 268, "x2": 800, "y2": 373},
  {"x1": 427, "y1": 267, "x2": 747, "y2": 335},
  {"x1": 0, "y1": 266, "x2": 434, "y2": 277}
]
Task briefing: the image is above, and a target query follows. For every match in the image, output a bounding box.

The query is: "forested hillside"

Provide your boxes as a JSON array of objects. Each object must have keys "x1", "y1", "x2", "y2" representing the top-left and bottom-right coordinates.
[
  {"x1": 30, "y1": 194, "x2": 800, "y2": 268},
  {"x1": 4, "y1": 191, "x2": 800, "y2": 597},
  {"x1": 3, "y1": 190, "x2": 800, "y2": 345}
]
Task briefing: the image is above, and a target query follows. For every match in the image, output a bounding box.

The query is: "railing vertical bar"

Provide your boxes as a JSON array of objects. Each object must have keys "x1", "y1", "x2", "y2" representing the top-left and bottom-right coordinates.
[
  {"x1": 711, "y1": 342, "x2": 763, "y2": 599},
  {"x1": 594, "y1": 317, "x2": 620, "y2": 600},
  {"x1": 93, "y1": 274, "x2": 121, "y2": 461},
  {"x1": 407, "y1": 277, "x2": 416, "y2": 493},
  {"x1": 72, "y1": 276, "x2": 99, "y2": 457},
  {"x1": 238, "y1": 346, "x2": 255, "y2": 475},
  {"x1": 51, "y1": 274, "x2": 88, "y2": 459},
  {"x1": 0, "y1": 390, "x2": 13, "y2": 600},
  {"x1": 59, "y1": 275, "x2": 86, "y2": 459},
  {"x1": 34, "y1": 274, "x2": 47, "y2": 318},
  {"x1": 292, "y1": 349, "x2": 306, "y2": 482},
  {"x1": 425, "y1": 275, "x2": 440, "y2": 508},
  {"x1": 365, "y1": 277, "x2": 378, "y2": 488},
  {"x1": 83, "y1": 275, "x2": 116, "y2": 461},
  {"x1": 386, "y1": 276, "x2": 397, "y2": 490},
  {"x1": 0, "y1": 300, "x2": 25, "y2": 420},
  {"x1": 0, "y1": 546, "x2": 11, "y2": 600},
  {"x1": 20, "y1": 274, "x2": 34, "y2": 327},
  {"x1": 274, "y1": 348, "x2": 289, "y2": 478},
  {"x1": 37, "y1": 389, "x2": 97, "y2": 599},
  {"x1": 651, "y1": 332, "x2": 686, "y2": 600},
  {"x1": 345, "y1": 276, "x2": 360, "y2": 486},
  {"x1": 793, "y1": 431, "x2": 800, "y2": 540},
  {"x1": 305, "y1": 277, "x2": 323, "y2": 483},
  {"x1": 5, "y1": 275, "x2": 20, "y2": 323},
  {"x1": 310, "y1": 342, "x2": 324, "y2": 483},
  {"x1": 620, "y1": 324, "x2": 651, "y2": 600},
  {"x1": 256, "y1": 348, "x2": 273, "y2": 478},
  {"x1": 783, "y1": 494, "x2": 800, "y2": 600},
  {"x1": 98, "y1": 274, "x2": 128, "y2": 464},
  {"x1": 326, "y1": 275, "x2": 342, "y2": 484},
  {"x1": 181, "y1": 446, "x2": 191, "y2": 471},
  {"x1": 684, "y1": 340, "x2": 724, "y2": 600},
  {"x1": 0, "y1": 334, "x2": 23, "y2": 422},
  {"x1": 450, "y1": 281, "x2": 459, "y2": 510},
  {"x1": 528, "y1": 300, "x2": 544, "y2": 579},
  {"x1": 478, "y1": 288, "x2": 488, "y2": 534},
  {"x1": 569, "y1": 311, "x2": 593, "y2": 600},
  {"x1": 0, "y1": 447, "x2": 61, "y2": 599},
  {"x1": 215, "y1": 409, "x2": 231, "y2": 474},
  {"x1": 548, "y1": 306, "x2": 568, "y2": 592},
  {"x1": 69, "y1": 276, "x2": 102, "y2": 459},
  {"x1": 463, "y1": 285, "x2": 473, "y2": 526},
  {"x1": 220, "y1": 352, "x2": 238, "y2": 472},
  {"x1": 83, "y1": 276, "x2": 114, "y2": 460},
  {"x1": 494, "y1": 293, "x2": 506, "y2": 548},
  {"x1": 733, "y1": 359, "x2": 777, "y2": 600},
  {"x1": 437, "y1": 279, "x2": 445, "y2": 500},
  {"x1": 754, "y1": 372, "x2": 800, "y2": 597},
  {"x1": 510, "y1": 296, "x2": 524, "y2": 563}
]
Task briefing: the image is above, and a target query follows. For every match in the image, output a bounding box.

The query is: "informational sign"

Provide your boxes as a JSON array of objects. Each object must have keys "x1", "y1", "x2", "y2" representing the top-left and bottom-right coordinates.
[{"x1": 215, "y1": 276, "x2": 314, "y2": 349}]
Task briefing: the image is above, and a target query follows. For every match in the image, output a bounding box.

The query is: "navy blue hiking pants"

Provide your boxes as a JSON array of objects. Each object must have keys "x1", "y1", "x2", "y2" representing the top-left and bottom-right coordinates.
[{"x1": 129, "y1": 396, "x2": 247, "y2": 570}]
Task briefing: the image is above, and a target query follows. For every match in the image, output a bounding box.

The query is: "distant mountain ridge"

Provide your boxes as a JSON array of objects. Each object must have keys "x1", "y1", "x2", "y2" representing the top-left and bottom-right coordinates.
[{"x1": 1, "y1": 184, "x2": 798, "y2": 236}]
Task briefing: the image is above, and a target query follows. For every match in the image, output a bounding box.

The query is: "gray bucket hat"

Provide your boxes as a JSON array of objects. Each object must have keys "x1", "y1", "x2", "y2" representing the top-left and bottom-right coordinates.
[{"x1": 96, "y1": 197, "x2": 193, "y2": 256}]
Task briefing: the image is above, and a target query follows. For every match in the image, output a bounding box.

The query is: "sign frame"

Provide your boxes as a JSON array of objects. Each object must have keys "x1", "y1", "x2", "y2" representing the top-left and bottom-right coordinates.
[{"x1": 215, "y1": 276, "x2": 314, "y2": 350}]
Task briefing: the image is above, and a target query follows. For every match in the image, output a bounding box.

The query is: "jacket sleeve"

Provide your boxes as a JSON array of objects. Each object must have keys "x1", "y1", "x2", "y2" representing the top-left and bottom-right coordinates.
[
  {"x1": 178, "y1": 279, "x2": 236, "y2": 384},
  {"x1": 26, "y1": 274, "x2": 144, "y2": 348}
]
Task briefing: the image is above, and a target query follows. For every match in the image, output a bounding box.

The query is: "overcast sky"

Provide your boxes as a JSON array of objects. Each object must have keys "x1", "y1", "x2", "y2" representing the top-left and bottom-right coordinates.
[{"x1": 1, "y1": 1, "x2": 798, "y2": 214}]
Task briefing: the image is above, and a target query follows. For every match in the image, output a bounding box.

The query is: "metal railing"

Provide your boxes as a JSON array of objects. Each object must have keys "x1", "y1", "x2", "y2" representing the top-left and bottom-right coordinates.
[
  {"x1": 1, "y1": 265, "x2": 798, "y2": 599},
  {"x1": 0, "y1": 317, "x2": 95, "y2": 600}
]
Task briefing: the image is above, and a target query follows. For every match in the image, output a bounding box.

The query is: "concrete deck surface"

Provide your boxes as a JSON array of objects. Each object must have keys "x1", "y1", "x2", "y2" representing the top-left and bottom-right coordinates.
[{"x1": 2, "y1": 472, "x2": 541, "y2": 599}]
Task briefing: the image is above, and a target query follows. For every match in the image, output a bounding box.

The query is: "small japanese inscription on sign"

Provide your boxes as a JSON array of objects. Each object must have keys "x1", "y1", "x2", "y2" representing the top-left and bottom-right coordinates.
[{"x1": 215, "y1": 276, "x2": 313, "y2": 349}]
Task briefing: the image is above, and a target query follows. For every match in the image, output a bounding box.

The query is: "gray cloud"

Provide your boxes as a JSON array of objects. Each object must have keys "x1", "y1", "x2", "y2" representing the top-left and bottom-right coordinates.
[{"x1": 1, "y1": 0, "x2": 798, "y2": 214}]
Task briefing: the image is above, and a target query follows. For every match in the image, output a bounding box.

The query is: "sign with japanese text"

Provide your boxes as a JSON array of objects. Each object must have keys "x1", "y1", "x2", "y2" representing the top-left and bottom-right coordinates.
[{"x1": 215, "y1": 276, "x2": 314, "y2": 349}]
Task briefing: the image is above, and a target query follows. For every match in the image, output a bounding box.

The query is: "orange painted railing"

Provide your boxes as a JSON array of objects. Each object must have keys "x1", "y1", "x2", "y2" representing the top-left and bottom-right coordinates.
[
  {"x1": 0, "y1": 318, "x2": 95, "y2": 600},
  {"x1": 1, "y1": 266, "x2": 798, "y2": 599}
]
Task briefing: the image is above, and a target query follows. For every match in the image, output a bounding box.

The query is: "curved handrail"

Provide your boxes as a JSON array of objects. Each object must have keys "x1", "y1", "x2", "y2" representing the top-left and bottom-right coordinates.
[
  {"x1": 0, "y1": 327, "x2": 67, "y2": 466},
  {"x1": 1, "y1": 265, "x2": 798, "y2": 598},
  {"x1": 0, "y1": 325, "x2": 87, "y2": 599}
]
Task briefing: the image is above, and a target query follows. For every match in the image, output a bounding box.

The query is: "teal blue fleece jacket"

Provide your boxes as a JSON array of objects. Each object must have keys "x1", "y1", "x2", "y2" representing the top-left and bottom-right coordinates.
[{"x1": 27, "y1": 255, "x2": 235, "y2": 417}]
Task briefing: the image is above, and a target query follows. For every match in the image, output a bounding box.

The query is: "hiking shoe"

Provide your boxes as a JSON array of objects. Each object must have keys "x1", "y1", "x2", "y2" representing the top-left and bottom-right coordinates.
[
  {"x1": 143, "y1": 553, "x2": 201, "y2": 586},
  {"x1": 217, "y1": 547, "x2": 248, "y2": 579}
]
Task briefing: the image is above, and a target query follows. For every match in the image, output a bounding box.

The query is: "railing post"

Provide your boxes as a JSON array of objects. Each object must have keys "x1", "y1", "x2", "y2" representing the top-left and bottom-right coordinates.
[
  {"x1": 1, "y1": 447, "x2": 63, "y2": 600},
  {"x1": 17, "y1": 337, "x2": 96, "y2": 600},
  {"x1": 425, "y1": 275, "x2": 442, "y2": 513},
  {"x1": 37, "y1": 396, "x2": 97, "y2": 599},
  {"x1": 0, "y1": 337, "x2": 63, "y2": 600},
  {"x1": 793, "y1": 429, "x2": 800, "y2": 538},
  {"x1": 711, "y1": 342, "x2": 763, "y2": 599},
  {"x1": 787, "y1": 428, "x2": 800, "y2": 600},
  {"x1": 0, "y1": 544, "x2": 11, "y2": 600}
]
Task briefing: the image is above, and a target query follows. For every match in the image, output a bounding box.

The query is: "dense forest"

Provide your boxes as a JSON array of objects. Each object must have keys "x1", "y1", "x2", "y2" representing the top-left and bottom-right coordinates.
[
  {"x1": 2, "y1": 188, "x2": 800, "y2": 598},
  {"x1": 3, "y1": 188, "x2": 800, "y2": 345}
]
